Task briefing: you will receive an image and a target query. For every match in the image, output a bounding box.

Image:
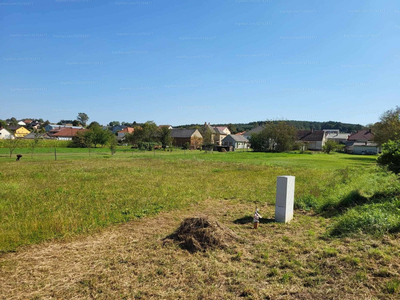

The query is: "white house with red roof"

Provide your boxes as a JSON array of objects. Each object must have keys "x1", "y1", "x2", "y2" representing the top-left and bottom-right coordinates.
[{"x1": 118, "y1": 127, "x2": 134, "y2": 140}]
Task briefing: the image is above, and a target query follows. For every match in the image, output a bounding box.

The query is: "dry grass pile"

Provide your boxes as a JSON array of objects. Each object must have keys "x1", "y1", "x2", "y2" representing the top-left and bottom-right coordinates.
[{"x1": 167, "y1": 216, "x2": 239, "y2": 252}]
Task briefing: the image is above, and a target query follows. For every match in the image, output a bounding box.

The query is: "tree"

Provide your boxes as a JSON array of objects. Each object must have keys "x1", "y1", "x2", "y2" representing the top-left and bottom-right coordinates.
[
  {"x1": 9, "y1": 117, "x2": 18, "y2": 126},
  {"x1": 377, "y1": 140, "x2": 400, "y2": 174},
  {"x1": 0, "y1": 119, "x2": 7, "y2": 129},
  {"x1": 108, "y1": 121, "x2": 120, "y2": 127},
  {"x1": 5, "y1": 136, "x2": 20, "y2": 158},
  {"x1": 87, "y1": 121, "x2": 101, "y2": 129},
  {"x1": 323, "y1": 140, "x2": 339, "y2": 154},
  {"x1": 249, "y1": 121, "x2": 296, "y2": 152},
  {"x1": 108, "y1": 136, "x2": 118, "y2": 156},
  {"x1": 77, "y1": 113, "x2": 89, "y2": 127},
  {"x1": 72, "y1": 120, "x2": 81, "y2": 126},
  {"x1": 28, "y1": 132, "x2": 42, "y2": 158},
  {"x1": 158, "y1": 126, "x2": 172, "y2": 149},
  {"x1": 227, "y1": 123, "x2": 237, "y2": 134},
  {"x1": 374, "y1": 106, "x2": 400, "y2": 146}
]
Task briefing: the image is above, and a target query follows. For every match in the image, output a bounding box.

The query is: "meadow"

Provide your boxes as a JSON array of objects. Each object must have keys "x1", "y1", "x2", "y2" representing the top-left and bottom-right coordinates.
[{"x1": 0, "y1": 148, "x2": 399, "y2": 299}]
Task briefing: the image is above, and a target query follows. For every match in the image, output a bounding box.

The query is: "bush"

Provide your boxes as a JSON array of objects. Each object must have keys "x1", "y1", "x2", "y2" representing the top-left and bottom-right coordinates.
[{"x1": 377, "y1": 140, "x2": 400, "y2": 174}]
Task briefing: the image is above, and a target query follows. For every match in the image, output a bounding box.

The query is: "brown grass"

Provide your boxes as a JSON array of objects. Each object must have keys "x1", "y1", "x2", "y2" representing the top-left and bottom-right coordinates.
[{"x1": 0, "y1": 199, "x2": 399, "y2": 299}]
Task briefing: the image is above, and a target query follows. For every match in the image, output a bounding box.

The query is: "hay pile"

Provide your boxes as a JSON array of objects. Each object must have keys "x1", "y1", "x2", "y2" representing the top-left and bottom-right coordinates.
[{"x1": 167, "y1": 216, "x2": 239, "y2": 253}]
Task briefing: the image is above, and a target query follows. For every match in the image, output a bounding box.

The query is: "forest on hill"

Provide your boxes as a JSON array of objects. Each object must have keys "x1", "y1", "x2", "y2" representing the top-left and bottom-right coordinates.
[{"x1": 176, "y1": 120, "x2": 364, "y2": 134}]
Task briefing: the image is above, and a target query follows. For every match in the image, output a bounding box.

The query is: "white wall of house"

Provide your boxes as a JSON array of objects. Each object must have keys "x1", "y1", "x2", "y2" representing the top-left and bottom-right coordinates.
[
  {"x1": 353, "y1": 145, "x2": 380, "y2": 155},
  {"x1": 57, "y1": 137, "x2": 72, "y2": 141},
  {"x1": 0, "y1": 129, "x2": 14, "y2": 139}
]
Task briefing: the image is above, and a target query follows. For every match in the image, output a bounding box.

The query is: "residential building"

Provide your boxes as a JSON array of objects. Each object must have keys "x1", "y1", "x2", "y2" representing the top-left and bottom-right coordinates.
[
  {"x1": 346, "y1": 129, "x2": 380, "y2": 154},
  {"x1": 7, "y1": 126, "x2": 31, "y2": 138},
  {"x1": 0, "y1": 128, "x2": 14, "y2": 139},
  {"x1": 324, "y1": 129, "x2": 350, "y2": 144},
  {"x1": 296, "y1": 130, "x2": 327, "y2": 151},
  {"x1": 171, "y1": 129, "x2": 203, "y2": 149},
  {"x1": 45, "y1": 124, "x2": 83, "y2": 132},
  {"x1": 222, "y1": 134, "x2": 249, "y2": 151},
  {"x1": 243, "y1": 125, "x2": 265, "y2": 140},
  {"x1": 118, "y1": 127, "x2": 134, "y2": 140},
  {"x1": 52, "y1": 128, "x2": 86, "y2": 141},
  {"x1": 213, "y1": 126, "x2": 231, "y2": 145}
]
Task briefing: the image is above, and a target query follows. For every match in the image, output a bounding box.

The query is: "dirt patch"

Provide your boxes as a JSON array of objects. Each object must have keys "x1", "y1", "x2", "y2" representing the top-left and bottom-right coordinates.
[{"x1": 166, "y1": 216, "x2": 240, "y2": 252}]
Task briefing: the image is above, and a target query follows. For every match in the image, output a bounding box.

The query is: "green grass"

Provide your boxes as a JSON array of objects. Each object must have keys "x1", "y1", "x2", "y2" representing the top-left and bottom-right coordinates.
[{"x1": 0, "y1": 148, "x2": 391, "y2": 252}]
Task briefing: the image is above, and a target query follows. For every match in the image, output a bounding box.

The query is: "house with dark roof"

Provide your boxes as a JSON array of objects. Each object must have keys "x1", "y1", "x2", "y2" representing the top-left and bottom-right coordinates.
[
  {"x1": 171, "y1": 129, "x2": 203, "y2": 149},
  {"x1": 296, "y1": 130, "x2": 327, "y2": 151},
  {"x1": 243, "y1": 125, "x2": 265, "y2": 140},
  {"x1": 23, "y1": 132, "x2": 51, "y2": 139},
  {"x1": 346, "y1": 129, "x2": 380, "y2": 154},
  {"x1": 222, "y1": 134, "x2": 249, "y2": 151}
]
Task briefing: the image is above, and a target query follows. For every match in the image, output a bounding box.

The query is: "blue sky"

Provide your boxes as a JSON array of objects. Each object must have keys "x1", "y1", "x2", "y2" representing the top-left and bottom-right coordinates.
[{"x1": 1, "y1": 0, "x2": 398, "y2": 126}]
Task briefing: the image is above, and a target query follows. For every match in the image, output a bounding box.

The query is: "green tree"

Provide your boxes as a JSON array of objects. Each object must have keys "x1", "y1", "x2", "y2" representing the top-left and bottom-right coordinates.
[
  {"x1": 72, "y1": 120, "x2": 81, "y2": 126},
  {"x1": 5, "y1": 136, "x2": 21, "y2": 158},
  {"x1": 108, "y1": 121, "x2": 120, "y2": 127},
  {"x1": 249, "y1": 121, "x2": 296, "y2": 152},
  {"x1": 28, "y1": 131, "x2": 42, "y2": 158},
  {"x1": 377, "y1": 140, "x2": 400, "y2": 174},
  {"x1": 0, "y1": 119, "x2": 7, "y2": 129},
  {"x1": 9, "y1": 117, "x2": 18, "y2": 126},
  {"x1": 158, "y1": 126, "x2": 172, "y2": 149},
  {"x1": 108, "y1": 135, "x2": 118, "y2": 156},
  {"x1": 77, "y1": 113, "x2": 89, "y2": 127},
  {"x1": 374, "y1": 106, "x2": 400, "y2": 146},
  {"x1": 322, "y1": 140, "x2": 339, "y2": 154},
  {"x1": 87, "y1": 121, "x2": 101, "y2": 129},
  {"x1": 227, "y1": 123, "x2": 237, "y2": 134}
]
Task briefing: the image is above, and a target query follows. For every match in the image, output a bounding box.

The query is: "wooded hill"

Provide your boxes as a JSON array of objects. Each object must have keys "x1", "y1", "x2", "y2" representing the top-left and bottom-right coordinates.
[{"x1": 176, "y1": 120, "x2": 364, "y2": 134}]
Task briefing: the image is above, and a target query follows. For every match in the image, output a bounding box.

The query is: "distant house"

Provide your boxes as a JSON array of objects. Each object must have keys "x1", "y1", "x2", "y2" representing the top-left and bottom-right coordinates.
[
  {"x1": 0, "y1": 128, "x2": 14, "y2": 139},
  {"x1": 24, "y1": 119, "x2": 33, "y2": 124},
  {"x1": 18, "y1": 121, "x2": 26, "y2": 126},
  {"x1": 346, "y1": 129, "x2": 380, "y2": 154},
  {"x1": 112, "y1": 125, "x2": 126, "y2": 134},
  {"x1": 8, "y1": 126, "x2": 30, "y2": 138},
  {"x1": 296, "y1": 130, "x2": 327, "y2": 151},
  {"x1": 118, "y1": 127, "x2": 134, "y2": 140},
  {"x1": 222, "y1": 134, "x2": 249, "y2": 151},
  {"x1": 159, "y1": 125, "x2": 173, "y2": 130},
  {"x1": 23, "y1": 132, "x2": 50, "y2": 139},
  {"x1": 324, "y1": 129, "x2": 350, "y2": 144},
  {"x1": 45, "y1": 124, "x2": 83, "y2": 132},
  {"x1": 171, "y1": 129, "x2": 203, "y2": 149},
  {"x1": 243, "y1": 125, "x2": 265, "y2": 140},
  {"x1": 52, "y1": 128, "x2": 86, "y2": 141},
  {"x1": 213, "y1": 126, "x2": 231, "y2": 145}
]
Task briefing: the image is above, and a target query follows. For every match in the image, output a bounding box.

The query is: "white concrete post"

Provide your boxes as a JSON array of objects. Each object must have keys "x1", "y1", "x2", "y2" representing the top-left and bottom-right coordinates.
[{"x1": 275, "y1": 176, "x2": 295, "y2": 223}]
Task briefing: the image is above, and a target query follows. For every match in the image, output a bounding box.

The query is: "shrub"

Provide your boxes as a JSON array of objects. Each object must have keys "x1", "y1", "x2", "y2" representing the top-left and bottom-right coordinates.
[{"x1": 377, "y1": 140, "x2": 400, "y2": 174}]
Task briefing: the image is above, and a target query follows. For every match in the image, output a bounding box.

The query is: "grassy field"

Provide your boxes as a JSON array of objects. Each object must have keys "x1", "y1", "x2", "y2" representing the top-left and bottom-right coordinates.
[{"x1": 0, "y1": 149, "x2": 399, "y2": 298}]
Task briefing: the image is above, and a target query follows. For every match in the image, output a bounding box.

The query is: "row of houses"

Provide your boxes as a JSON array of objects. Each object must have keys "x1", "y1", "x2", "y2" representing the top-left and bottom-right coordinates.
[{"x1": 0, "y1": 121, "x2": 381, "y2": 154}]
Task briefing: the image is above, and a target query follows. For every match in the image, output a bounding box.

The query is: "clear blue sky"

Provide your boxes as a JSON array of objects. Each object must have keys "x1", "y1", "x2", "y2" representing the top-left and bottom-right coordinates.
[{"x1": 1, "y1": 0, "x2": 398, "y2": 126}]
